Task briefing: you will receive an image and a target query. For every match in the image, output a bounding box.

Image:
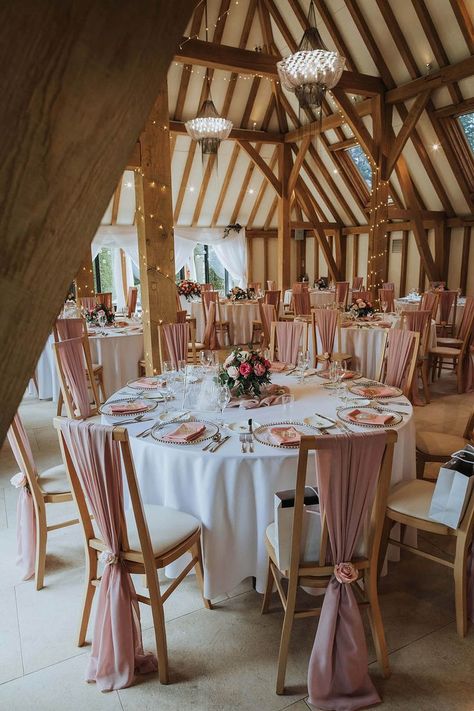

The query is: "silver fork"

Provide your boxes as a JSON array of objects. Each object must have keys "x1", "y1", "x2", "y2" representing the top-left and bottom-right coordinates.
[
  {"x1": 239, "y1": 433, "x2": 248, "y2": 453},
  {"x1": 244, "y1": 433, "x2": 253, "y2": 453}
]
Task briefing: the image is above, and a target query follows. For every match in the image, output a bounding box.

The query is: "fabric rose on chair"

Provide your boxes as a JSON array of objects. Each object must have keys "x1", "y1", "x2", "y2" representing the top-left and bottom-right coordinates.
[
  {"x1": 334, "y1": 562, "x2": 358, "y2": 584},
  {"x1": 10, "y1": 472, "x2": 28, "y2": 489}
]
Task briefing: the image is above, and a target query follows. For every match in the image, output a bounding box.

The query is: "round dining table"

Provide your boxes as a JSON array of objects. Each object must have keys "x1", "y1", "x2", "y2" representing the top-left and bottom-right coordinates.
[
  {"x1": 395, "y1": 295, "x2": 465, "y2": 328},
  {"x1": 185, "y1": 299, "x2": 262, "y2": 345},
  {"x1": 103, "y1": 371, "x2": 416, "y2": 600},
  {"x1": 284, "y1": 288, "x2": 353, "y2": 308}
]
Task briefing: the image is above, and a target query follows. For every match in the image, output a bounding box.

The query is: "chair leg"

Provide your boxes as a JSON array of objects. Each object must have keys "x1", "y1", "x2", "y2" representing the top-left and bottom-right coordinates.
[
  {"x1": 147, "y1": 568, "x2": 169, "y2": 684},
  {"x1": 416, "y1": 452, "x2": 426, "y2": 480},
  {"x1": 364, "y1": 570, "x2": 390, "y2": 678},
  {"x1": 97, "y1": 371, "x2": 107, "y2": 404},
  {"x1": 378, "y1": 517, "x2": 393, "y2": 579},
  {"x1": 276, "y1": 579, "x2": 297, "y2": 695},
  {"x1": 421, "y1": 363, "x2": 430, "y2": 404},
  {"x1": 77, "y1": 547, "x2": 98, "y2": 646},
  {"x1": 453, "y1": 535, "x2": 469, "y2": 637},
  {"x1": 56, "y1": 390, "x2": 64, "y2": 417},
  {"x1": 34, "y1": 506, "x2": 47, "y2": 591},
  {"x1": 192, "y1": 539, "x2": 212, "y2": 610},
  {"x1": 261, "y1": 557, "x2": 274, "y2": 614}
]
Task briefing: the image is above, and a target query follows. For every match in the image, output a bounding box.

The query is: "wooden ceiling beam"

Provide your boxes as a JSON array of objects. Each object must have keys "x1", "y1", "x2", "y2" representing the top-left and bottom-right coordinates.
[
  {"x1": 449, "y1": 0, "x2": 474, "y2": 54},
  {"x1": 169, "y1": 120, "x2": 282, "y2": 143},
  {"x1": 211, "y1": 143, "x2": 239, "y2": 226},
  {"x1": 173, "y1": 3, "x2": 205, "y2": 122},
  {"x1": 287, "y1": 135, "x2": 311, "y2": 197},
  {"x1": 434, "y1": 98, "x2": 474, "y2": 119},
  {"x1": 386, "y1": 90, "x2": 431, "y2": 176},
  {"x1": 385, "y1": 55, "x2": 473, "y2": 104},
  {"x1": 238, "y1": 141, "x2": 282, "y2": 196},
  {"x1": 344, "y1": 0, "x2": 395, "y2": 88},
  {"x1": 110, "y1": 180, "x2": 122, "y2": 225},
  {"x1": 331, "y1": 87, "x2": 376, "y2": 161},
  {"x1": 247, "y1": 147, "x2": 278, "y2": 229}
]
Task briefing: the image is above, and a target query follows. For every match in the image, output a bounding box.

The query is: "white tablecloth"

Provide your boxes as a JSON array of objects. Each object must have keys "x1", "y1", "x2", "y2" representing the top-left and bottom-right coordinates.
[
  {"x1": 187, "y1": 300, "x2": 262, "y2": 345},
  {"x1": 32, "y1": 324, "x2": 144, "y2": 401},
  {"x1": 395, "y1": 296, "x2": 465, "y2": 328},
  {"x1": 104, "y1": 373, "x2": 416, "y2": 599},
  {"x1": 284, "y1": 289, "x2": 353, "y2": 308}
]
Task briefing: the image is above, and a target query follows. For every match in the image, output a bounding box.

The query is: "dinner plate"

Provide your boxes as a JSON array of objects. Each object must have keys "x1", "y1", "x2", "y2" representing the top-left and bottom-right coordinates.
[
  {"x1": 157, "y1": 410, "x2": 191, "y2": 423},
  {"x1": 99, "y1": 397, "x2": 158, "y2": 418},
  {"x1": 315, "y1": 370, "x2": 362, "y2": 380},
  {"x1": 337, "y1": 406, "x2": 402, "y2": 428},
  {"x1": 253, "y1": 421, "x2": 320, "y2": 449},
  {"x1": 348, "y1": 384, "x2": 403, "y2": 399},
  {"x1": 151, "y1": 419, "x2": 218, "y2": 445},
  {"x1": 226, "y1": 421, "x2": 261, "y2": 434},
  {"x1": 127, "y1": 377, "x2": 168, "y2": 390},
  {"x1": 303, "y1": 416, "x2": 336, "y2": 429}
]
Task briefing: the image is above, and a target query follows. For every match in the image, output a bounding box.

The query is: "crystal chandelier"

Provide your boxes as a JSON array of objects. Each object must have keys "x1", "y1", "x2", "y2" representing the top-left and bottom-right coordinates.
[
  {"x1": 277, "y1": 0, "x2": 345, "y2": 115},
  {"x1": 184, "y1": 1, "x2": 232, "y2": 155}
]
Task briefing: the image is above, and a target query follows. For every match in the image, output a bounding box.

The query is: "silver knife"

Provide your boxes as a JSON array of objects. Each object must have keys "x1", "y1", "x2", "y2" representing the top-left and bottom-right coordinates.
[
  {"x1": 313, "y1": 411, "x2": 337, "y2": 425},
  {"x1": 210, "y1": 435, "x2": 230, "y2": 452}
]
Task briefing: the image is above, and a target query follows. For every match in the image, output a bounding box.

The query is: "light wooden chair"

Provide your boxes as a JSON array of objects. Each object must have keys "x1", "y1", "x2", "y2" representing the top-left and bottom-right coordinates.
[
  {"x1": 352, "y1": 290, "x2": 372, "y2": 305},
  {"x1": 269, "y1": 320, "x2": 309, "y2": 365},
  {"x1": 378, "y1": 288, "x2": 395, "y2": 313},
  {"x1": 262, "y1": 430, "x2": 397, "y2": 694},
  {"x1": 436, "y1": 295, "x2": 474, "y2": 349},
  {"x1": 376, "y1": 329, "x2": 420, "y2": 399},
  {"x1": 126, "y1": 286, "x2": 138, "y2": 317},
  {"x1": 401, "y1": 310, "x2": 432, "y2": 404},
  {"x1": 55, "y1": 419, "x2": 211, "y2": 684},
  {"x1": 293, "y1": 291, "x2": 312, "y2": 318},
  {"x1": 8, "y1": 413, "x2": 78, "y2": 590},
  {"x1": 425, "y1": 305, "x2": 474, "y2": 394},
  {"x1": 200, "y1": 283, "x2": 213, "y2": 292},
  {"x1": 416, "y1": 410, "x2": 474, "y2": 480},
  {"x1": 53, "y1": 336, "x2": 101, "y2": 419},
  {"x1": 382, "y1": 282, "x2": 395, "y2": 290},
  {"x1": 201, "y1": 291, "x2": 230, "y2": 346},
  {"x1": 380, "y1": 473, "x2": 474, "y2": 637},
  {"x1": 95, "y1": 292, "x2": 113, "y2": 309},
  {"x1": 436, "y1": 289, "x2": 458, "y2": 337},
  {"x1": 248, "y1": 282, "x2": 261, "y2": 292},
  {"x1": 79, "y1": 296, "x2": 97, "y2": 310},
  {"x1": 419, "y1": 290, "x2": 440, "y2": 320},
  {"x1": 335, "y1": 281, "x2": 349, "y2": 308},
  {"x1": 311, "y1": 309, "x2": 351, "y2": 368}
]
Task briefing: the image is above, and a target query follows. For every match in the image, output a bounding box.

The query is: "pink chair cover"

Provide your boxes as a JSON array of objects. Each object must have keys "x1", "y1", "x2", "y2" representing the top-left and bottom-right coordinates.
[
  {"x1": 275, "y1": 322, "x2": 304, "y2": 365},
  {"x1": 308, "y1": 431, "x2": 386, "y2": 711},
  {"x1": 81, "y1": 296, "x2": 97, "y2": 310},
  {"x1": 55, "y1": 338, "x2": 92, "y2": 418},
  {"x1": 264, "y1": 290, "x2": 280, "y2": 309},
  {"x1": 267, "y1": 280, "x2": 277, "y2": 290},
  {"x1": 176, "y1": 310, "x2": 187, "y2": 324},
  {"x1": 56, "y1": 317, "x2": 83, "y2": 340},
  {"x1": 382, "y1": 282, "x2": 394, "y2": 290},
  {"x1": 352, "y1": 277, "x2": 363, "y2": 290},
  {"x1": 460, "y1": 299, "x2": 474, "y2": 393},
  {"x1": 162, "y1": 323, "x2": 189, "y2": 370},
  {"x1": 314, "y1": 309, "x2": 337, "y2": 363},
  {"x1": 352, "y1": 290, "x2": 371, "y2": 304},
  {"x1": 59, "y1": 420, "x2": 157, "y2": 691},
  {"x1": 457, "y1": 296, "x2": 474, "y2": 342},
  {"x1": 292, "y1": 282, "x2": 308, "y2": 294},
  {"x1": 384, "y1": 329, "x2": 416, "y2": 390},
  {"x1": 260, "y1": 303, "x2": 276, "y2": 346},
  {"x1": 335, "y1": 282, "x2": 349, "y2": 305},
  {"x1": 7, "y1": 414, "x2": 37, "y2": 581},
  {"x1": 404, "y1": 310, "x2": 431, "y2": 405},
  {"x1": 203, "y1": 301, "x2": 220, "y2": 349},
  {"x1": 96, "y1": 292, "x2": 112, "y2": 309},
  {"x1": 293, "y1": 291, "x2": 311, "y2": 316},
  {"x1": 438, "y1": 290, "x2": 456, "y2": 324},
  {"x1": 378, "y1": 289, "x2": 395, "y2": 312},
  {"x1": 200, "y1": 283, "x2": 213, "y2": 292},
  {"x1": 127, "y1": 287, "x2": 138, "y2": 317},
  {"x1": 420, "y1": 291, "x2": 438, "y2": 318}
]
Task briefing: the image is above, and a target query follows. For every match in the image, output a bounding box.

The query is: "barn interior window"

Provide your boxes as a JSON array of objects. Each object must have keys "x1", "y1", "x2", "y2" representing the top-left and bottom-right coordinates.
[{"x1": 346, "y1": 145, "x2": 372, "y2": 188}]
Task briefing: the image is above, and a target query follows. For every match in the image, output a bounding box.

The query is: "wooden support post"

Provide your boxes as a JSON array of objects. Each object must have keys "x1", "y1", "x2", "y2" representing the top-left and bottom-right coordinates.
[
  {"x1": 434, "y1": 218, "x2": 448, "y2": 280},
  {"x1": 368, "y1": 95, "x2": 390, "y2": 296},
  {"x1": 460, "y1": 226, "x2": 471, "y2": 295},
  {"x1": 277, "y1": 143, "x2": 292, "y2": 290},
  {"x1": 247, "y1": 234, "x2": 253, "y2": 285},
  {"x1": 263, "y1": 237, "x2": 269, "y2": 285},
  {"x1": 313, "y1": 235, "x2": 320, "y2": 281},
  {"x1": 334, "y1": 227, "x2": 345, "y2": 279},
  {"x1": 75, "y1": 249, "x2": 95, "y2": 304},
  {"x1": 352, "y1": 234, "x2": 359, "y2": 282},
  {"x1": 120, "y1": 249, "x2": 128, "y2": 303},
  {"x1": 135, "y1": 82, "x2": 176, "y2": 375},
  {"x1": 296, "y1": 233, "x2": 306, "y2": 280},
  {"x1": 400, "y1": 230, "x2": 409, "y2": 296}
]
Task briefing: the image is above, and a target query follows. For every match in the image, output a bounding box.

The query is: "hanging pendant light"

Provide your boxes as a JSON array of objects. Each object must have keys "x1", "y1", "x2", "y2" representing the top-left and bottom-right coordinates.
[
  {"x1": 276, "y1": 0, "x2": 345, "y2": 116},
  {"x1": 184, "y1": 1, "x2": 232, "y2": 156}
]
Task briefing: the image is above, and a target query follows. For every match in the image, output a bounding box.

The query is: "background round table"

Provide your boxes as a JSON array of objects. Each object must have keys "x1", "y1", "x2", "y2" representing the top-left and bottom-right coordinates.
[
  {"x1": 187, "y1": 299, "x2": 262, "y2": 345},
  {"x1": 103, "y1": 373, "x2": 416, "y2": 599},
  {"x1": 395, "y1": 296, "x2": 465, "y2": 328},
  {"x1": 284, "y1": 288, "x2": 353, "y2": 308}
]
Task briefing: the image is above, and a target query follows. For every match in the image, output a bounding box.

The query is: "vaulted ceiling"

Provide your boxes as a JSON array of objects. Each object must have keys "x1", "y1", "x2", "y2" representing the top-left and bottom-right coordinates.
[{"x1": 102, "y1": 0, "x2": 474, "y2": 230}]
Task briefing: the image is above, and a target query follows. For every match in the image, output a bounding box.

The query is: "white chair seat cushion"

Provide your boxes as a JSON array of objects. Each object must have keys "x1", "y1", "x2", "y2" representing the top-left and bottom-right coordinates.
[
  {"x1": 39, "y1": 464, "x2": 71, "y2": 494},
  {"x1": 387, "y1": 480, "x2": 435, "y2": 521},
  {"x1": 417, "y1": 430, "x2": 467, "y2": 456},
  {"x1": 125, "y1": 505, "x2": 200, "y2": 557}
]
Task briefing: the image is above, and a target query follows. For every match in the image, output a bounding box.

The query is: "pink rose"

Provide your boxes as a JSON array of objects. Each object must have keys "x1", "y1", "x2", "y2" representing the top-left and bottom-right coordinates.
[
  {"x1": 334, "y1": 562, "x2": 358, "y2": 584},
  {"x1": 239, "y1": 362, "x2": 252, "y2": 377},
  {"x1": 254, "y1": 362, "x2": 266, "y2": 376},
  {"x1": 264, "y1": 359, "x2": 271, "y2": 369}
]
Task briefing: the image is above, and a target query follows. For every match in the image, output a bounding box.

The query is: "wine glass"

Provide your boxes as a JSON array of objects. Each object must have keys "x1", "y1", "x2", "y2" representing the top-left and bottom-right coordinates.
[
  {"x1": 337, "y1": 361, "x2": 348, "y2": 405},
  {"x1": 216, "y1": 384, "x2": 231, "y2": 427},
  {"x1": 381, "y1": 300, "x2": 388, "y2": 314},
  {"x1": 98, "y1": 313, "x2": 106, "y2": 329},
  {"x1": 297, "y1": 349, "x2": 310, "y2": 382}
]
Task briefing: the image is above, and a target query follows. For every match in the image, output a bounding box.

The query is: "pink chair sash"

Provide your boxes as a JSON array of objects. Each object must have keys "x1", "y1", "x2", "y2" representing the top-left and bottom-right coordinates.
[
  {"x1": 267, "y1": 280, "x2": 276, "y2": 290},
  {"x1": 308, "y1": 432, "x2": 386, "y2": 711},
  {"x1": 7, "y1": 414, "x2": 37, "y2": 581},
  {"x1": 438, "y1": 290, "x2": 456, "y2": 324},
  {"x1": 264, "y1": 290, "x2": 280, "y2": 309},
  {"x1": 55, "y1": 338, "x2": 92, "y2": 418},
  {"x1": 81, "y1": 296, "x2": 97, "y2": 310},
  {"x1": 384, "y1": 329, "x2": 415, "y2": 390},
  {"x1": 352, "y1": 277, "x2": 363, "y2": 290},
  {"x1": 275, "y1": 322, "x2": 304, "y2": 365},
  {"x1": 403, "y1": 311, "x2": 431, "y2": 405},
  {"x1": 200, "y1": 283, "x2": 213, "y2": 292},
  {"x1": 162, "y1": 323, "x2": 189, "y2": 370},
  {"x1": 314, "y1": 309, "x2": 337, "y2": 357},
  {"x1": 59, "y1": 420, "x2": 157, "y2": 691},
  {"x1": 293, "y1": 291, "x2": 311, "y2": 316},
  {"x1": 335, "y1": 282, "x2": 349, "y2": 305},
  {"x1": 203, "y1": 301, "x2": 220, "y2": 349},
  {"x1": 378, "y1": 289, "x2": 395, "y2": 312},
  {"x1": 260, "y1": 303, "x2": 276, "y2": 346},
  {"x1": 460, "y1": 302, "x2": 474, "y2": 393},
  {"x1": 292, "y1": 282, "x2": 308, "y2": 294},
  {"x1": 420, "y1": 291, "x2": 438, "y2": 318},
  {"x1": 127, "y1": 287, "x2": 138, "y2": 317},
  {"x1": 56, "y1": 317, "x2": 83, "y2": 340},
  {"x1": 202, "y1": 290, "x2": 218, "y2": 318},
  {"x1": 458, "y1": 296, "x2": 474, "y2": 341},
  {"x1": 96, "y1": 292, "x2": 112, "y2": 309},
  {"x1": 382, "y1": 282, "x2": 394, "y2": 290}
]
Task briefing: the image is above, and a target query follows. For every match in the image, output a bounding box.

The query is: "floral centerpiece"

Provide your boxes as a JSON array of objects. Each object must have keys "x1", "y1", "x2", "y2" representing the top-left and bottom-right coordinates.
[
  {"x1": 316, "y1": 276, "x2": 329, "y2": 290},
  {"x1": 177, "y1": 279, "x2": 201, "y2": 301},
  {"x1": 350, "y1": 297, "x2": 374, "y2": 319},
  {"x1": 84, "y1": 303, "x2": 115, "y2": 326},
  {"x1": 228, "y1": 286, "x2": 249, "y2": 301},
  {"x1": 217, "y1": 347, "x2": 272, "y2": 397}
]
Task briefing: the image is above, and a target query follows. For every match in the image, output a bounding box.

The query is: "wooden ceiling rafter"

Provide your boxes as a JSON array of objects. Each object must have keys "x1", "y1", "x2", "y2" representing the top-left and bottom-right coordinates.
[
  {"x1": 238, "y1": 140, "x2": 282, "y2": 196},
  {"x1": 247, "y1": 146, "x2": 278, "y2": 229},
  {"x1": 385, "y1": 89, "x2": 432, "y2": 177},
  {"x1": 110, "y1": 180, "x2": 122, "y2": 225},
  {"x1": 173, "y1": 2, "x2": 206, "y2": 123},
  {"x1": 287, "y1": 135, "x2": 312, "y2": 197},
  {"x1": 257, "y1": 0, "x2": 288, "y2": 133},
  {"x1": 449, "y1": 0, "x2": 474, "y2": 55},
  {"x1": 211, "y1": 143, "x2": 240, "y2": 226}
]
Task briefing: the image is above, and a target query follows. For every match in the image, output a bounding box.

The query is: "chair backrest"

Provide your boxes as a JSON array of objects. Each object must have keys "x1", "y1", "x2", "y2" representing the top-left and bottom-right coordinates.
[
  {"x1": 55, "y1": 419, "x2": 157, "y2": 689},
  {"x1": 80, "y1": 296, "x2": 97, "y2": 310},
  {"x1": 96, "y1": 292, "x2": 113, "y2": 310},
  {"x1": 176, "y1": 310, "x2": 187, "y2": 323},
  {"x1": 419, "y1": 290, "x2": 439, "y2": 320},
  {"x1": 200, "y1": 283, "x2": 213, "y2": 292},
  {"x1": 382, "y1": 282, "x2": 394, "y2": 290},
  {"x1": 378, "y1": 288, "x2": 395, "y2": 312},
  {"x1": 402, "y1": 310, "x2": 432, "y2": 357},
  {"x1": 54, "y1": 317, "x2": 84, "y2": 341},
  {"x1": 267, "y1": 280, "x2": 277, "y2": 291},
  {"x1": 352, "y1": 290, "x2": 371, "y2": 304},
  {"x1": 158, "y1": 322, "x2": 190, "y2": 370},
  {"x1": 202, "y1": 300, "x2": 220, "y2": 350},
  {"x1": 437, "y1": 289, "x2": 458, "y2": 328},
  {"x1": 269, "y1": 321, "x2": 307, "y2": 365},
  {"x1": 457, "y1": 295, "x2": 474, "y2": 342},
  {"x1": 201, "y1": 290, "x2": 221, "y2": 324},
  {"x1": 126, "y1": 287, "x2": 138, "y2": 317},
  {"x1": 352, "y1": 276, "x2": 364, "y2": 290},
  {"x1": 335, "y1": 281, "x2": 349, "y2": 308},
  {"x1": 293, "y1": 291, "x2": 311, "y2": 316},
  {"x1": 312, "y1": 309, "x2": 339, "y2": 359},
  {"x1": 258, "y1": 301, "x2": 276, "y2": 349},
  {"x1": 248, "y1": 282, "x2": 261, "y2": 292},
  {"x1": 8, "y1": 414, "x2": 40, "y2": 495},
  {"x1": 53, "y1": 336, "x2": 100, "y2": 419},
  {"x1": 377, "y1": 329, "x2": 419, "y2": 397},
  {"x1": 292, "y1": 282, "x2": 309, "y2": 294},
  {"x1": 293, "y1": 430, "x2": 397, "y2": 709},
  {"x1": 264, "y1": 289, "x2": 281, "y2": 314}
]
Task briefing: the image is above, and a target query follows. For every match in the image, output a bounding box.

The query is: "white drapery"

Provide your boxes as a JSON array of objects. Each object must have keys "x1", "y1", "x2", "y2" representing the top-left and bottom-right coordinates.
[
  {"x1": 174, "y1": 227, "x2": 248, "y2": 288},
  {"x1": 92, "y1": 225, "x2": 139, "y2": 267}
]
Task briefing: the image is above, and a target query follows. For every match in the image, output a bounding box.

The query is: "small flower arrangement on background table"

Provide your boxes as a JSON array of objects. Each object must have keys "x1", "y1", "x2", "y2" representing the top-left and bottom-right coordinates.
[
  {"x1": 84, "y1": 303, "x2": 115, "y2": 326},
  {"x1": 350, "y1": 298, "x2": 374, "y2": 319},
  {"x1": 228, "y1": 286, "x2": 251, "y2": 301},
  {"x1": 217, "y1": 347, "x2": 272, "y2": 397},
  {"x1": 177, "y1": 279, "x2": 201, "y2": 301},
  {"x1": 316, "y1": 277, "x2": 329, "y2": 290}
]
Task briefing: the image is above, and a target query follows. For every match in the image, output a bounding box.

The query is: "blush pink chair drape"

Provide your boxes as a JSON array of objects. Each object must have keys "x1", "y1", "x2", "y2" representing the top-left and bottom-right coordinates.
[
  {"x1": 267, "y1": 280, "x2": 277, "y2": 290},
  {"x1": 55, "y1": 338, "x2": 92, "y2": 418},
  {"x1": 127, "y1": 287, "x2": 138, "y2": 317},
  {"x1": 59, "y1": 420, "x2": 157, "y2": 691},
  {"x1": 176, "y1": 310, "x2": 187, "y2": 324},
  {"x1": 308, "y1": 431, "x2": 387, "y2": 711},
  {"x1": 7, "y1": 414, "x2": 37, "y2": 581},
  {"x1": 260, "y1": 303, "x2": 276, "y2": 347},
  {"x1": 314, "y1": 309, "x2": 337, "y2": 364},
  {"x1": 403, "y1": 310, "x2": 431, "y2": 405},
  {"x1": 203, "y1": 301, "x2": 220, "y2": 349},
  {"x1": 384, "y1": 329, "x2": 416, "y2": 390},
  {"x1": 56, "y1": 317, "x2": 83, "y2": 340},
  {"x1": 293, "y1": 291, "x2": 311, "y2": 316},
  {"x1": 438, "y1": 290, "x2": 457, "y2": 324},
  {"x1": 420, "y1": 291, "x2": 438, "y2": 319},
  {"x1": 81, "y1": 296, "x2": 97, "y2": 310},
  {"x1": 335, "y1": 282, "x2": 349, "y2": 305},
  {"x1": 264, "y1": 290, "x2": 281, "y2": 309},
  {"x1": 275, "y1": 322, "x2": 304, "y2": 365},
  {"x1": 162, "y1": 323, "x2": 189, "y2": 370},
  {"x1": 378, "y1": 289, "x2": 395, "y2": 312},
  {"x1": 352, "y1": 277, "x2": 363, "y2": 291},
  {"x1": 382, "y1": 282, "x2": 394, "y2": 290}
]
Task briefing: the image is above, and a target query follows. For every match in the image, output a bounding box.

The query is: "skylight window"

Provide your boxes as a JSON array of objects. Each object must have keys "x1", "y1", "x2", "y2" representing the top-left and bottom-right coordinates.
[
  {"x1": 458, "y1": 112, "x2": 474, "y2": 153},
  {"x1": 346, "y1": 145, "x2": 372, "y2": 188}
]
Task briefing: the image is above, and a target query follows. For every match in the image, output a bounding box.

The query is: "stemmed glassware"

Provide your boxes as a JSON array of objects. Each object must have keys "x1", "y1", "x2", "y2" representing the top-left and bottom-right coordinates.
[
  {"x1": 297, "y1": 349, "x2": 310, "y2": 382},
  {"x1": 216, "y1": 384, "x2": 231, "y2": 427},
  {"x1": 381, "y1": 300, "x2": 388, "y2": 314}
]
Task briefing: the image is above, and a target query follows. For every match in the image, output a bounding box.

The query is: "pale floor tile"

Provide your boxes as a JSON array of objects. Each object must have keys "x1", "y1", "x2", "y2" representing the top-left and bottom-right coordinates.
[
  {"x1": 0, "y1": 587, "x2": 23, "y2": 685},
  {"x1": 0, "y1": 488, "x2": 7, "y2": 529}
]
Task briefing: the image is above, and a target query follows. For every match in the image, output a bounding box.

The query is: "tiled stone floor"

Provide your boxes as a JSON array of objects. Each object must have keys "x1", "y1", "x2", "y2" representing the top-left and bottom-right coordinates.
[{"x1": 0, "y1": 375, "x2": 473, "y2": 710}]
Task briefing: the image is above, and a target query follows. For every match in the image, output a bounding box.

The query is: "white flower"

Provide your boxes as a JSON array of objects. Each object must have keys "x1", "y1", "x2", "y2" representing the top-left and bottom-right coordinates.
[
  {"x1": 10, "y1": 472, "x2": 27, "y2": 488},
  {"x1": 239, "y1": 350, "x2": 250, "y2": 362},
  {"x1": 227, "y1": 366, "x2": 239, "y2": 379},
  {"x1": 223, "y1": 353, "x2": 234, "y2": 368},
  {"x1": 99, "y1": 550, "x2": 118, "y2": 566},
  {"x1": 97, "y1": 309, "x2": 105, "y2": 317}
]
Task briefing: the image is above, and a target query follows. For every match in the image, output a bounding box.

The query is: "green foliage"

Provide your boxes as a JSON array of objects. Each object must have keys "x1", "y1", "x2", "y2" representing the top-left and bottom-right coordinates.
[{"x1": 459, "y1": 113, "x2": 474, "y2": 152}]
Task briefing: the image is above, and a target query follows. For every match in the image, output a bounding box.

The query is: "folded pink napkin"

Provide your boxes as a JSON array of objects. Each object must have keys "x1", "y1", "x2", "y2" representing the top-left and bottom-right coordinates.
[
  {"x1": 163, "y1": 422, "x2": 206, "y2": 443},
  {"x1": 270, "y1": 426, "x2": 301, "y2": 446},
  {"x1": 228, "y1": 384, "x2": 290, "y2": 409},
  {"x1": 346, "y1": 409, "x2": 395, "y2": 426},
  {"x1": 109, "y1": 400, "x2": 148, "y2": 414},
  {"x1": 129, "y1": 377, "x2": 166, "y2": 389},
  {"x1": 269, "y1": 362, "x2": 288, "y2": 373},
  {"x1": 351, "y1": 385, "x2": 398, "y2": 398},
  {"x1": 318, "y1": 370, "x2": 357, "y2": 380},
  {"x1": 376, "y1": 322, "x2": 392, "y2": 328}
]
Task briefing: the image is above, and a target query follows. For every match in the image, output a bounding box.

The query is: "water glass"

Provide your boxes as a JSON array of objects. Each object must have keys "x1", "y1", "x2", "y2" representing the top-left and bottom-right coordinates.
[
  {"x1": 297, "y1": 349, "x2": 310, "y2": 382},
  {"x1": 216, "y1": 384, "x2": 231, "y2": 426},
  {"x1": 281, "y1": 394, "x2": 295, "y2": 421}
]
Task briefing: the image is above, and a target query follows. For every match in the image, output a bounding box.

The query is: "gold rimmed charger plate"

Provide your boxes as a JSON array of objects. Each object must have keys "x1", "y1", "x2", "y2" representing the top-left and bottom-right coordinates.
[
  {"x1": 253, "y1": 421, "x2": 320, "y2": 449},
  {"x1": 348, "y1": 384, "x2": 403, "y2": 399},
  {"x1": 337, "y1": 406, "x2": 402, "y2": 428},
  {"x1": 150, "y1": 419, "x2": 218, "y2": 446},
  {"x1": 99, "y1": 397, "x2": 158, "y2": 418}
]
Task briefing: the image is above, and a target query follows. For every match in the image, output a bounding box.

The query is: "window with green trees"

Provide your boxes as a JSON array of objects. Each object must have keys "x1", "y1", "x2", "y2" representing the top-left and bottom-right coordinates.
[
  {"x1": 458, "y1": 112, "x2": 474, "y2": 153},
  {"x1": 346, "y1": 145, "x2": 372, "y2": 188}
]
